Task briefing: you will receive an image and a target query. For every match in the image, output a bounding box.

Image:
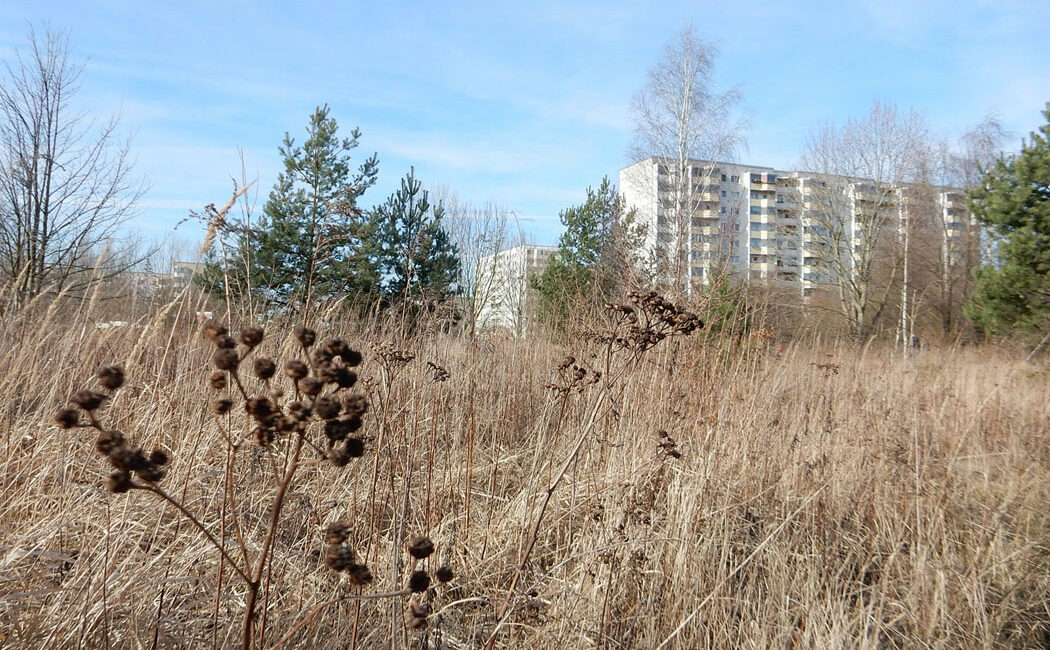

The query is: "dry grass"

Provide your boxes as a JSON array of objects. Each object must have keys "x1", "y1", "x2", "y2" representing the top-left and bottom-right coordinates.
[{"x1": 0, "y1": 296, "x2": 1048, "y2": 649}]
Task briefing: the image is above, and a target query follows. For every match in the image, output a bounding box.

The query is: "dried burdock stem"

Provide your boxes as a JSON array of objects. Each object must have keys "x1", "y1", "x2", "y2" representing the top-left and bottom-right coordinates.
[{"x1": 131, "y1": 483, "x2": 251, "y2": 584}]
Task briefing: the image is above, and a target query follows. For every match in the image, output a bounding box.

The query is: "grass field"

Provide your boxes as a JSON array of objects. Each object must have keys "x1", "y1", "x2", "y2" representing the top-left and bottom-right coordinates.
[{"x1": 1, "y1": 295, "x2": 1048, "y2": 648}]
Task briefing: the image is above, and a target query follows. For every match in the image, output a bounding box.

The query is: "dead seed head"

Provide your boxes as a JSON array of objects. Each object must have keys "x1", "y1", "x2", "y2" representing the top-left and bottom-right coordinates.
[
  {"x1": 212, "y1": 348, "x2": 240, "y2": 371},
  {"x1": 202, "y1": 321, "x2": 227, "y2": 342},
  {"x1": 345, "y1": 437, "x2": 364, "y2": 458},
  {"x1": 284, "y1": 360, "x2": 309, "y2": 381},
  {"x1": 212, "y1": 398, "x2": 234, "y2": 415},
  {"x1": 407, "y1": 536, "x2": 435, "y2": 560},
  {"x1": 106, "y1": 470, "x2": 133, "y2": 493},
  {"x1": 407, "y1": 603, "x2": 430, "y2": 629},
  {"x1": 325, "y1": 521, "x2": 351, "y2": 545},
  {"x1": 72, "y1": 390, "x2": 107, "y2": 411},
  {"x1": 314, "y1": 396, "x2": 341, "y2": 420},
  {"x1": 434, "y1": 565, "x2": 454, "y2": 583},
  {"x1": 325, "y1": 544, "x2": 355, "y2": 572},
  {"x1": 342, "y1": 394, "x2": 368, "y2": 417},
  {"x1": 341, "y1": 348, "x2": 363, "y2": 367},
  {"x1": 253, "y1": 357, "x2": 276, "y2": 381},
  {"x1": 213, "y1": 333, "x2": 237, "y2": 349},
  {"x1": 407, "y1": 570, "x2": 431, "y2": 593},
  {"x1": 149, "y1": 449, "x2": 169, "y2": 466},
  {"x1": 346, "y1": 563, "x2": 373, "y2": 585},
  {"x1": 326, "y1": 445, "x2": 351, "y2": 466},
  {"x1": 97, "y1": 365, "x2": 125, "y2": 391},
  {"x1": 95, "y1": 429, "x2": 125, "y2": 455},
  {"x1": 293, "y1": 326, "x2": 316, "y2": 348},
  {"x1": 108, "y1": 445, "x2": 151, "y2": 473},
  {"x1": 209, "y1": 370, "x2": 228, "y2": 390},
  {"x1": 298, "y1": 376, "x2": 323, "y2": 397},
  {"x1": 55, "y1": 408, "x2": 79, "y2": 429},
  {"x1": 245, "y1": 397, "x2": 275, "y2": 420},
  {"x1": 239, "y1": 326, "x2": 264, "y2": 348}
]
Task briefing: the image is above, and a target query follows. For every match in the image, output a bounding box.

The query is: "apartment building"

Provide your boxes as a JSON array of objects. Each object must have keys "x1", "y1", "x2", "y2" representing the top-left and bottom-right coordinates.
[
  {"x1": 619, "y1": 157, "x2": 970, "y2": 296},
  {"x1": 475, "y1": 244, "x2": 558, "y2": 333}
]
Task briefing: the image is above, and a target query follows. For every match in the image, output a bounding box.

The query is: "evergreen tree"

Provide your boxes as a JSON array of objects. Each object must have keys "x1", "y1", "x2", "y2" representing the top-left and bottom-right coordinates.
[
  {"x1": 204, "y1": 105, "x2": 379, "y2": 310},
  {"x1": 371, "y1": 168, "x2": 461, "y2": 307},
  {"x1": 966, "y1": 105, "x2": 1050, "y2": 339},
  {"x1": 534, "y1": 177, "x2": 646, "y2": 331}
]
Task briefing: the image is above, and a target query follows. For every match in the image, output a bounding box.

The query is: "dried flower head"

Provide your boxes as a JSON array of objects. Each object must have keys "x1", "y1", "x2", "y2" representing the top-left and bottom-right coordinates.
[
  {"x1": 345, "y1": 437, "x2": 364, "y2": 458},
  {"x1": 212, "y1": 398, "x2": 234, "y2": 415},
  {"x1": 342, "y1": 394, "x2": 369, "y2": 417},
  {"x1": 239, "y1": 326, "x2": 264, "y2": 348},
  {"x1": 72, "y1": 390, "x2": 107, "y2": 411},
  {"x1": 407, "y1": 536, "x2": 435, "y2": 560},
  {"x1": 97, "y1": 365, "x2": 125, "y2": 391},
  {"x1": 95, "y1": 429, "x2": 125, "y2": 455},
  {"x1": 325, "y1": 544, "x2": 355, "y2": 572},
  {"x1": 341, "y1": 348, "x2": 363, "y2": 367},
  {"x1": 213, "y1": 333, "x2": 237, "y2": 350},
  {"x1": 284, "y1": 360, "x2": 309, "y2": 381},
  {"x1": 253, "y1": 357, "x2": 277, "y2": 381},
  {"x1": 407, "y1": 602, "x2": 430, "y2": 629},
  {"x1": 407, "y1": 570, "x2": 431, "y2": 593},
  {"x1": 293, "y1": 326, "x2": 316, "y2": 348},
  {"x1": 55, "y1": 408, "x2": 79, "y2": 429},
  {"x1": 202, "y1": 321, "x2": 228, "y2": 341},
  {"x1": 212, "y1": 348, "x2": 240, "y2": 371},
  {"x1": 149, "y1": 449, "x2": 169, "y2": 466},
  {"x1": 346, "y1": 563, "x2": 373, "y2": 585},
  {"x1": 314, "y1": 396, "x2": 341, "y2": 420},
  {"x1": 298, "y1": 376, "x2": 324, "y2": 397},
  {"x1": 106, "y1": 470, "x2": 133, "y2": 493},
  {"x1": 326, "y1": 521, "x2": 351, "y2": 545},
  {"x1": 108, "y1": 445, "x2": 151, "y2": 473},
  {"x1": 434, "y1": 565, "x2": 454, "y2": 583},
  {"x1": 245, "y1": 397, "x2": 275, "y2": 421},
  {"x1": 209, "y1": 370, "x2": 228, "y2": 390}
]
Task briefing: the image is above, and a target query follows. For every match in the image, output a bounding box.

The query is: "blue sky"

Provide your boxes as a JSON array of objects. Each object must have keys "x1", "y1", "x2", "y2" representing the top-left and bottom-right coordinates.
[{"x1": 1, "y1": 0, "x2": 1047, "y2": 252}]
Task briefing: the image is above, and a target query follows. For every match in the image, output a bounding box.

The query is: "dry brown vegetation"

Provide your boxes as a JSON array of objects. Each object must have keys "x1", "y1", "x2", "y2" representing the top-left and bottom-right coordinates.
[{"x1": 1, "y1": 293, "x2": 1049, "y2": 649}]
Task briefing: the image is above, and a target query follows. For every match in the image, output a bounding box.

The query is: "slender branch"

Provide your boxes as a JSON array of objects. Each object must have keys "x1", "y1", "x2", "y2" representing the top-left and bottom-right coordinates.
[{"x1": 267, "y1": 589, "x2": 413, "y2": 650}]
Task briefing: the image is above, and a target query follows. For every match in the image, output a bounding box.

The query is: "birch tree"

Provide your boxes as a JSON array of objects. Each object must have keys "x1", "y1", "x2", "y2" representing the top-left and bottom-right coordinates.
[
  {"x1": 628, "y1": 26, "x2": 745, "y2": 296},
  {"x1": 799, "y1": 101, "x2": 926, "y2": 340}
]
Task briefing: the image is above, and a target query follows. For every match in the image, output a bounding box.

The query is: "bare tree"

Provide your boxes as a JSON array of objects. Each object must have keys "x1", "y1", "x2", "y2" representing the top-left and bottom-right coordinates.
[
  {"x1": 434, "y1": 187, "x2": 525, "y2": 337},
  {"x1": 0, "y1": 26, "x2": 143, "y2": 306},
  {"x1": 798, "y1": 101, "x2": 927, "y2": 340},
  {"x1": 627, "y1": 26, "x2": 746, "y2": 296}
]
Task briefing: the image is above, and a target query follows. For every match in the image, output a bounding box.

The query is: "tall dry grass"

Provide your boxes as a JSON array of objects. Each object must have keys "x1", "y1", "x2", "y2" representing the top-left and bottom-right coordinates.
[{"x1": 0, "y1": 294, "x2": 1048, "y2": 648}]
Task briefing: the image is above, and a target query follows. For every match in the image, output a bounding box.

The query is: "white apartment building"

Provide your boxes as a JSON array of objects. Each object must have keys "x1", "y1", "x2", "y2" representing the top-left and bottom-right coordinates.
[
  {"x1": 620, "y1": 157, "x2": 970, "y2": 296},
  {"x1": 475, "y1": 244, "x2": 558, "y2": 333}
]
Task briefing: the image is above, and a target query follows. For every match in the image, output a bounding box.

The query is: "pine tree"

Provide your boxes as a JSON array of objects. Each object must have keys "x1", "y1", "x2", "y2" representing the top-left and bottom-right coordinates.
[
  {"x1": 966, "y1": 105, "x2": 1050, "y2": 339},
  {"x1": 204, "y1": 105, "x2": 379, "y2": 311},
  {"x1": 534, "y1": 177, "x2": 646, "y2": 331},
  {"x1": 371, "y1": 168, "x2": 461, "y2": 308}
]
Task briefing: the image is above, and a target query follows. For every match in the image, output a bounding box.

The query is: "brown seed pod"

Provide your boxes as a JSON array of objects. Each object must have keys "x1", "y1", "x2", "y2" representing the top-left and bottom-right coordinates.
[
  {"x1": 407, "y1": 536, "x2": 435, "y2": 560},
  {"x1": 212, "y1": 398, "x2": 234, "y2": 415},
  {"x1": 55, "y1": 408, "x2": 79, "y2": 429},
  {"x1": 212, "y1": 348, "x2": 240, "y2": 371},
  {"x1": 434, "y1": 565, "x2": 454, "y2": 583},
  {"x1": 293, "y1": 326, "x2": 316, "y2": 348},
  {"x1": 346, "y1": 563, "x2": 373, "y2": 585},
  {"x1": 407, "y1": 570, "x2": 430, "y2": 593},
  {"x1": 326, "y1": 521, "x2": 351, "y2": 545},
  {"x1": 284, "y1": 360, "x2": 309, "y2": 381},
  {"x1": 71, "y1": 390, "x2": 107, "y2": 411},
  {"x1": 345, "y1": 437, "x2": 364, "y2": 458},
  {"x1": 253, "y1": 357, "x2": 277, "y2": 380},
  {"x1": 209, "y1": 370, "x2": 228, "y2": 390},
  {"x1": 97, "y1": 365, "x2": 125, "y2": 391},
  {"x1": 325, "y1": 544, "x2": 355, "y2": 572},
  {"x1": 327, "y1": 445, "x2": 351, "y2": 467},
  {"x1": 95, "y1": 429, "x2": 125, "y2": 455},
  {"x1": 149, "y1": 449, "x2": 169, "y2": 466},
  {"x1": 202, "y1": 321, "x2": 228, "y2": 341},
  {"x1": 108, "y1": 445, "x2": 150, "y2": 472},
  {"x1": 213, "y1": 333, "x2": 237, "y2": 349},
  {"x1": 239, "y1": 326, "x2": 264, "y2": 348},
  {"x1": 342, "y1": 394, "x2": 369, "y2": 417},
  {"x1": 298, "y1": 376, "x2": 323, "y2": 397},
  {"x1": 314, "y1": 396, "x2": 341, "y2": 420},
  {"x1": 106, "y1": 470, "x2": 133, "y2": 493},
  {"x1": 137, "y1": 465, "x2": 166, "y2": 483},
  {"x1": 341, "y1": 348, "x2": 363, "y2": 367}
]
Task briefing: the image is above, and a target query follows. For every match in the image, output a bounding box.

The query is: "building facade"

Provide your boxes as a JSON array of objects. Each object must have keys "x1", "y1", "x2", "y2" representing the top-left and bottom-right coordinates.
[
  {"x1": 475, "y1": 244, "x2": 558, "y2": 333},
  {"x1": 619, "y1": 157, "x2": 971, "y2": 297}
]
